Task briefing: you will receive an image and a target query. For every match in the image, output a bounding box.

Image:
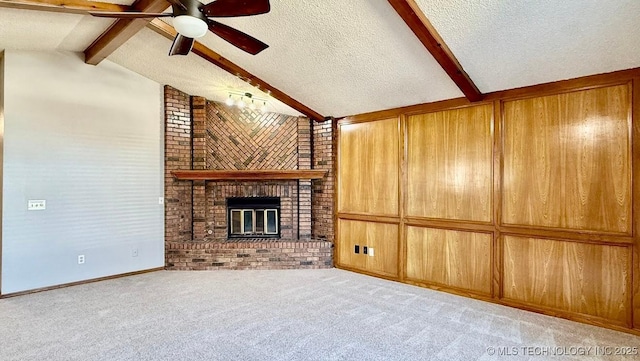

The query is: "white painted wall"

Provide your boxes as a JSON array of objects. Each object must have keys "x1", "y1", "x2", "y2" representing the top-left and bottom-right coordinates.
[{"x1": 1, "y1": 51, "x2": 164, "y2": 295}]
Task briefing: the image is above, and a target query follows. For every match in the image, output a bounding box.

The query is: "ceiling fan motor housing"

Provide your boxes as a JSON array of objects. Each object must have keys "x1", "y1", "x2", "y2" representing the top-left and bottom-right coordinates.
[
  {"x1": 173, "y1": 0, "x2": 209, "y2": 21},
  {"x1": 172, "y1": 0, "x2": 209, "y2": 38}
]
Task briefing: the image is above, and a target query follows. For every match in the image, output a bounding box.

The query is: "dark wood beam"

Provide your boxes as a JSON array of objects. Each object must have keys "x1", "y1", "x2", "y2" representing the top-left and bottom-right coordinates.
[
  {"x1": 147, "y1": 19, "x2": 326, "y2": 122},
  {"x1": 387, "y1": 0, "x2": 483, "y2": 102},
  {"x1": 0, "y1": 0, "x2": 128, "y2": 14},
  {"x1": 84, "y1": 0, "x2": 170, "y2": 65}
]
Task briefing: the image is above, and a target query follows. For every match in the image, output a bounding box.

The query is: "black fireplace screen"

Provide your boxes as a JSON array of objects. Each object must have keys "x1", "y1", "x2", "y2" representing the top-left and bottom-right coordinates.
[{"x1": 227, "y1": 197, "x2": 280, "y2": 238}]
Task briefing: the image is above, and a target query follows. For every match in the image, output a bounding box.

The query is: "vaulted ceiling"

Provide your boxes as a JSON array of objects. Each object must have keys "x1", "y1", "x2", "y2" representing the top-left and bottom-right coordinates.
[{"x1": 1, "y1": 0, "x2": 639, "y2": 119}]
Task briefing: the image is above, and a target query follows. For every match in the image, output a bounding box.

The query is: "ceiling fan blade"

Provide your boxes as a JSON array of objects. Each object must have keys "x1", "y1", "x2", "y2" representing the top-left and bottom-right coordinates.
[
  {"x1": 201, "y1": 0, "x2": 270, "y2": 17},
  {"x1": 207, "y1": 20, "x2": 268, "y2": 55},
  {"x1": 89, "y1": 11, "x2": 173, "y2": 18},
  {"x1": 169, "y1": 34, "x2": 195, "y2": 56}
]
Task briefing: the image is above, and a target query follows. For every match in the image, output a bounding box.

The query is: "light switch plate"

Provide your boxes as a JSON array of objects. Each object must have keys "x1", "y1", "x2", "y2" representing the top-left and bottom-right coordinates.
[
  {"x1": 28, "y1": 200, "x2": 46, "y2": 211},
  {"x1": 158, "y1": 197, "x2": 164, "y2": 205},
  {"x1": 369, "y1": 248, "x2": 374, "y2": 257}
]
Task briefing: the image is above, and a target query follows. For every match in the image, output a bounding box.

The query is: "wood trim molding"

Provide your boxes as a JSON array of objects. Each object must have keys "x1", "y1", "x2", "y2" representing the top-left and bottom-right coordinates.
[
  {"x1": 84, "y1": 0, "x2": 170, "y2": 65},
  {"x1": 0, "y1": 267, "x2": 164, "y2": 298},
  {"x1": 403, "y1": 217, "x2": 494, "y2": 233},
  {"x1": 147, "y1": 19, "x2": 325, "y2": 122},
  {"x1": 633, "y1": 77, "x2": 640, "y2": 329},
  {"x1": 498, "y1": 225, "x2": 634, "y2": 246},
  {"x1": 493, "y1": 100, "x2": 503, "y2": 299},
  {"x1": 485, "y1": 68, "x2": 640, "y2": 102},
  {"x1": 0, "y1": 0, "x2": 128, "y2": 13},
  {"x1": 337, "y1": 213, "x2": 401, "y2": 225},
  {"x1": 171, "y1": 169, "x2": 327, "y2": 181},
  {"x1": 387, "y1": 0, "x2": 482, "y2": 102}
]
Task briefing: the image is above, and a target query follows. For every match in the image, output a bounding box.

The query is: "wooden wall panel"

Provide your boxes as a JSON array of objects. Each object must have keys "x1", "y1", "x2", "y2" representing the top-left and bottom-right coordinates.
[
  {"x1": 337, "y1": 219, "x2": 398, "y2": 277},
  {"x1": 406, "y1": 105, "x2": 493, "y2": 222},
  {"x1": 337, "y1": 74, "x2": 640, "y2": 334},
  {"x1": 406, "y1": 226, "x2": 492, "y2": 294},
  {"x1": 338, "y1": 118, "x2": 399, "y2": 216},
  {"x1": 503, "y1": 85, "x2": 632, "y2": 233},
  {"x1": 503, "y1": 236, "x2": 630, "y2": 324}
]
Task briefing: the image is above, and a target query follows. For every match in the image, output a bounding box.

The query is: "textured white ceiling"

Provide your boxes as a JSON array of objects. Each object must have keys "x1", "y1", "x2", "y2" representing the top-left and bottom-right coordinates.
[
  {"x1": 194, "y1": 0, "x2": 463, "y2": 117},
  {"x1": 2, "y1": 0, "x2": 640, "y2": 118},
  {"x1": 108, "y1": 28, "x2": 301, "y2": 116},
  {"x1": 0, "y1": 8, "x2": 114, "y2": 51},
  {"x1": 414, "y1": 0, "x2": 640, "y2": 93}
]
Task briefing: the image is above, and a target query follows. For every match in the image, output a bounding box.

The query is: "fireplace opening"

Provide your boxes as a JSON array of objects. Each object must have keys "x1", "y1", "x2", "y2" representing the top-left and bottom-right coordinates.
[{"x1": 227, "y1": 197, "x2": 281, "y2": 239}]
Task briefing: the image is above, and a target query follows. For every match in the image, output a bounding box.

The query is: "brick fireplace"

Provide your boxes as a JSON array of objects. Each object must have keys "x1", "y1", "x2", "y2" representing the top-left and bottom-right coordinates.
[{"x1": 164, "y1": 86, "x2": 334, "y2": 270}]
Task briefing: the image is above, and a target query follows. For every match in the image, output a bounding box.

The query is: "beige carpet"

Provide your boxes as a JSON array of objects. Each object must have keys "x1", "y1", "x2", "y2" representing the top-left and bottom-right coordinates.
[{"x1": 0, "y1": 269, "x2": 638, "y2": 361}]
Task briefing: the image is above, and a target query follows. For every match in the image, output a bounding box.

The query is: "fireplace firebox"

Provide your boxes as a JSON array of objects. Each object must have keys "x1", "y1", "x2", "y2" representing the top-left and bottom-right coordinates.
[{"x1": 227, "y1": 197, "x2": 281, "y2": 239}]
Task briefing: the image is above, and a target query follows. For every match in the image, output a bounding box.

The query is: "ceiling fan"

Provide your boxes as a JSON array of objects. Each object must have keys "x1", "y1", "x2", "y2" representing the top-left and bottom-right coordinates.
[{"x1": 90, "y1": 0, "x2": 270, "y2": 56}]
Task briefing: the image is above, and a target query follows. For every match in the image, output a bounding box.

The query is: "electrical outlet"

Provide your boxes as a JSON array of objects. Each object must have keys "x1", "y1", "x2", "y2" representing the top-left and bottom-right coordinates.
[
  {"x1": 369, "y1": 248, "x2": 374, "y2": 257},
  {"x1": 78, "y1": 255, "x2": 85, "y2": 264},
  {"x1": 132, "y1": 248, "x2": 139, "y2": 257},
  {"x1": 28, "y1": 200, "x2": 46, "y2": 211},
  {"x1": 363, "y1": 246, "x2": 368, "y2": 255},
  {"x1": 158, "y1": 197, "x2": 164, "y2": 205},
  {"x1": 354, "y1": 245, "x2": 360, "y2": 254}
]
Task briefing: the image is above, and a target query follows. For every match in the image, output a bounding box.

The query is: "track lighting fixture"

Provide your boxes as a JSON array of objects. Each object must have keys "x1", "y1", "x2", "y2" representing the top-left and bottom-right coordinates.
[{"x1": 225, "y1": 91, "x2": 269, "y2": 113}]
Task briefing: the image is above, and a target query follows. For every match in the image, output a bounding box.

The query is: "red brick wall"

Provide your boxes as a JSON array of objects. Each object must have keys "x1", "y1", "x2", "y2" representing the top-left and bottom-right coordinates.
[
  {"x1": 312, "y1": 120, "x2": 335, "y2": 242},
  {"x1": 192, "y1": 97, "x2": 207, "y2": 239},
  {"x1": 164, "y1": 86, "x2": 192, "y2": 242},
  {"x1": 206, "y1": 102, "x2": 299, "y2": 170},
  {"x1": 163, "y1": 86, "x2": 334, "y2": 270}
]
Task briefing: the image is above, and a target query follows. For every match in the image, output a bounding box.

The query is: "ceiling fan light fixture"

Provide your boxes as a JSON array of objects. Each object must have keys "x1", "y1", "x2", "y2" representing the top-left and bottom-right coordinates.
[{"x1": 173, "y1": 15, "x2": 208, "y2": 38}]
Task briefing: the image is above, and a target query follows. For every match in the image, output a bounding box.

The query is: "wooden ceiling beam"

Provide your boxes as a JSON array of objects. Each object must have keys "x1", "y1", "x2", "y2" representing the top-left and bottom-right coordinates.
[
  {"x1": 0, "y1": 0, "x2": 128, "y2": 14},
  {"x1": 84, "y1": 0, "x2": 170, "y2": 65},
  {"x1": 147, "y1": 19, "x2": 325, "y2": 122},
  {"x1": 387, "y1": 0, "x2": 483, "y2": 102}
]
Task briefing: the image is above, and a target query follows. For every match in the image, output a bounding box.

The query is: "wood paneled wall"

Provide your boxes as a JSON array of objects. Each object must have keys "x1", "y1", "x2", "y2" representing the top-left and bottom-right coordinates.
[{"x1": 336, "y1": 70, "x2": 640, "y2": 335}]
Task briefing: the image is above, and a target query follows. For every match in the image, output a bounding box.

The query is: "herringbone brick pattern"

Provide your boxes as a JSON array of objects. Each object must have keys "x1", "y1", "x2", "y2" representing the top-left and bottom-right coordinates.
[{"x1": 206, "y1": 102, "x2": 299, "y2": 170}]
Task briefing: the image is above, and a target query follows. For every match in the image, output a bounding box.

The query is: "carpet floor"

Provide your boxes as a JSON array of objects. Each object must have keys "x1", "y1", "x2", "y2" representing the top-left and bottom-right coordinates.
[{"x1": 0, "y1": 269, "x2": 638, "y2": 361}]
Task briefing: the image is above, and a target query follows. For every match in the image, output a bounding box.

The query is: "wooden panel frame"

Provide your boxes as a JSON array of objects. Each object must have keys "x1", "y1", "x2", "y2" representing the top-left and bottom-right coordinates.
[
  {"x1": 337, "y1": 218, "x2": 399, "y2": 278},
  {"x1": 406, "y1": 104, "x2": 494, "y2": 222},
  {"x1": 502, "y1": 235, "x2": 632, "y2": 326},
  {"x1": 337, "y1": 118, "x2": 400, "y2": 216},
  {"x1": 335, "y1": 68, "x2": 640, "y2": 335},
  {"x1": 405, "y1": 225, "x2": 493, "y2": 296},
  {"x1": 633, "y1": 77, "x2": 640, "y2": 330},
  {"x1": 501, "y1": 84, "x2": 633, "y2": 235}
]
